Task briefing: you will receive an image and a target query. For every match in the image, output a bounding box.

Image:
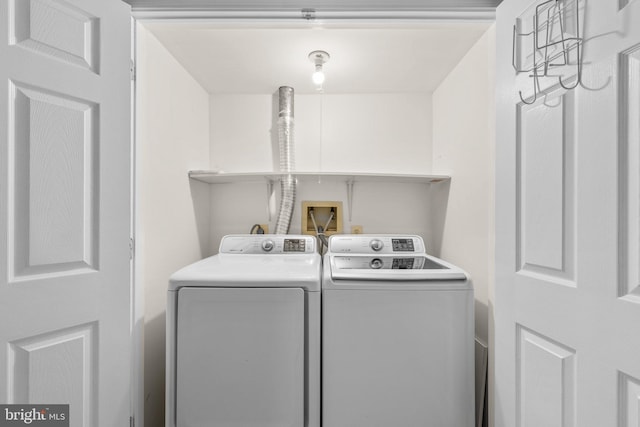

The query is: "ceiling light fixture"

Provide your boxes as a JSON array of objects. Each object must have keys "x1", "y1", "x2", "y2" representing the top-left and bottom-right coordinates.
[{"x1": 309, "y1": 50, "x2": 330, "y2": 87}]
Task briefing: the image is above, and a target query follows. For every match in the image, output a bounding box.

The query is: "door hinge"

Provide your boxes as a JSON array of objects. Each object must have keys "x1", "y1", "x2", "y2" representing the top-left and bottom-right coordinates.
[
  {"x1": 129, "y1": 238, "x2": 135, "y2": 260},
  {"x1": 301, "y1": 8, "x2": 316, "y2": 20},
  {"x1": 129, "y1": 416, "x2": 134, "y2": 427},
  {"x1": 130, "y1": 60, "x2": 136, "y2": 81}
]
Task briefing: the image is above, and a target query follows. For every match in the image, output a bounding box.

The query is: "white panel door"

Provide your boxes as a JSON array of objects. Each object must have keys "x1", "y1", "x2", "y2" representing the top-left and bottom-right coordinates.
[
  {"x1": 0, "y1": 0, "x2": 132, "y2": 426},
  {"x1": 496, "y1": 1, "x2": 640, "y2": 427}
]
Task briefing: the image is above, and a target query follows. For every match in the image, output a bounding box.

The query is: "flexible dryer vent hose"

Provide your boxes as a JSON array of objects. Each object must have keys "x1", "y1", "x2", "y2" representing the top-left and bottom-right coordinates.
[{"x1": 275, "y1": 86, "x2": 296, "y2": 234}]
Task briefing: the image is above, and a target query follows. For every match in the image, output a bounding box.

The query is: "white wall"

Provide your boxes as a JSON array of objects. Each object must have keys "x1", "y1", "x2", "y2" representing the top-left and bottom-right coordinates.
[
  {"x1": 433, "y1": 24, "x2": 495, "y2": 345},
  {"x1": 136, "y1": 24, "x2": 211, "y2": 427},
  {"x1": 208, "y1": 92, "x2": 436, "y2": 249},
  {"x1": 432, "y1": 25, "x2": 495, "y2": 426},
  {"x1": 210, "y1": 93, "x2": 432, "y2": 174},
  {"x1": 208, "y1": 180, "x2": 436, "y2": 253}
]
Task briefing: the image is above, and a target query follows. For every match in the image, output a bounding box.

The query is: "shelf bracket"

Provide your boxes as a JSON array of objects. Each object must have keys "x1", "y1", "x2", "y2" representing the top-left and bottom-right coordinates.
[{"x1": 346, "y1": 179, "x2": 355, "y2": 222}]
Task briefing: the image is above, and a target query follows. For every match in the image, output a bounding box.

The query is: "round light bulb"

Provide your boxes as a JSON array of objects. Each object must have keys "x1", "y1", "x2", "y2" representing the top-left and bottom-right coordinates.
[{"x1": 312, "y1": 68, "x2": 325, "y2": 85}]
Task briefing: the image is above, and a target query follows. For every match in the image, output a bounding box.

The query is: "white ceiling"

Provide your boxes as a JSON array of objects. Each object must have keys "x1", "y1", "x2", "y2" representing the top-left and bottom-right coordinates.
[
  {"x1": 144, "y1": 22, "x2": 492, "y2": 94},
  {"x1": 127, "y1": 0, "x2": 500, "y2": 11}
]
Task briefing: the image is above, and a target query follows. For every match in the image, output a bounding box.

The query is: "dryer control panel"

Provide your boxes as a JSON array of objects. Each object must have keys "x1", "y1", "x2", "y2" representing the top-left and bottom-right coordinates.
[
  {"x1": 328, "y1": 235, "x2": 425, "y2": 255},
  {"x1": 220, "y1": 234, "x2": 316, "y2": 254}
]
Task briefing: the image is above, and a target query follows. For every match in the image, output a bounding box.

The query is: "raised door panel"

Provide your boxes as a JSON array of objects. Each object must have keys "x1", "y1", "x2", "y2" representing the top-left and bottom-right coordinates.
[
  {"x1": 619, "y1": 373, "x2": 640, "y2": 427},
  {"x1": 517, "y1": 326, "x2": 576, "y2": 427},
  {"x1": 620, "y1": 46, "x2": 640, "y2": 301},
  {"x1": 9, "y1": 82, "x2": 98, "y2": 281},
  {"x1": 10, "y1": 0, "x2": 99, "y2": 71},
  {"x1": 8, "y1": 323, "x2": 97, "y2": 426},
  {"x1": 516, "y1": 88, "x2": 576, "y2": 286}
]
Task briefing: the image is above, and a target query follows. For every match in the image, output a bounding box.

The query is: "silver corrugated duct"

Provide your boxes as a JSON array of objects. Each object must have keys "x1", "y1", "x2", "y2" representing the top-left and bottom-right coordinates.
[{"x1": 275, "y1": 86, "x2": 296, "y2": 234}]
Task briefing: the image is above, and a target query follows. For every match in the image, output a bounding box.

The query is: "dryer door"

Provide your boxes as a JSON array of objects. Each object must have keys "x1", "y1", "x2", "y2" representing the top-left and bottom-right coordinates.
[{"x1": 176, "y1": 287, "x2": 305, "y2": 427}]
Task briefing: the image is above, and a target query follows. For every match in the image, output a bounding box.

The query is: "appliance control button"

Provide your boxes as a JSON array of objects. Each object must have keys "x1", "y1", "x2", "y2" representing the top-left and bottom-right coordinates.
[
  {"x1": 261, "y1": 240, "x2": 275, "y2": 252},
  {"x1": 370, "y1": 258, "x2": 383, "y2": 269},
  {"x1": 370, "y1": 239, "x2": 384, "y2": 251}
]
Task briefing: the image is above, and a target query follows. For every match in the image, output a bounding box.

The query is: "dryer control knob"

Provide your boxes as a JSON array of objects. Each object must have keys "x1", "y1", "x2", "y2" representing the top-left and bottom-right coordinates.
[
  {"x1": 370, "y1": 239, "x2": 384, "y2": 251},
  {"x1": 261, "y1": 240, "x2": 275, "y2": 252}
]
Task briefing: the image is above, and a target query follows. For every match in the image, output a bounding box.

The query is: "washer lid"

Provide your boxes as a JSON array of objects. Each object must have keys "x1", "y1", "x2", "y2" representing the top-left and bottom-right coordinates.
[{"x1": 329, "y1": 254, "x2": 467, "y2": 281}]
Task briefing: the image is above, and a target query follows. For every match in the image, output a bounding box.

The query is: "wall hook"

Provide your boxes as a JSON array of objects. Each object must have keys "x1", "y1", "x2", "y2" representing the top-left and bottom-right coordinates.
[
  {"x1": 557, "y1": 36, "x2": 582, "y2": 90},
  {"x1": 520, "y1": 67, "x2": 541, "y2": 105}
]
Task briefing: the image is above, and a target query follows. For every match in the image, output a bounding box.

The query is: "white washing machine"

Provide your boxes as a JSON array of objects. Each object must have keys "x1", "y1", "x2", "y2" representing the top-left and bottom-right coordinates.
[
  {"x1": 322, "y1": 235, "x2": 474, "y2": 427},
  {"x1": 166, "y1": 234, "x2": 321, "y2": 427}
]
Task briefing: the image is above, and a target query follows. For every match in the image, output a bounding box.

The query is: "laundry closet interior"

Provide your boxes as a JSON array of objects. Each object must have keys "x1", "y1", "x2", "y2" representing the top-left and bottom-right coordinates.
[{"x1": 134, "y1": 15, "x2": 495, "y2": 427}]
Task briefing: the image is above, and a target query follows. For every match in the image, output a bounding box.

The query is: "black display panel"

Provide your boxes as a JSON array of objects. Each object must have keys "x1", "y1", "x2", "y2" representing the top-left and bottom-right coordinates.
[
  {"x1": 390, "y1": 257, "x2": 450, "y2": 270},
  {"x1": 392, "y1": 258, "x2": 415, "y2": 269},
  {"x1": 392, "y1": 238, "x2": 415, "y2": 252},
  {"x1": 284, "y1": 239, "x2": 306, "y2": 252}
]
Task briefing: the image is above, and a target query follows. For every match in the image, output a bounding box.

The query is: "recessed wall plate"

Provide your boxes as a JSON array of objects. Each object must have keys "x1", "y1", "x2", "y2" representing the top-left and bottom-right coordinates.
[{"x1": 302, "y1": 201, "x2": 343, "y2": 236}]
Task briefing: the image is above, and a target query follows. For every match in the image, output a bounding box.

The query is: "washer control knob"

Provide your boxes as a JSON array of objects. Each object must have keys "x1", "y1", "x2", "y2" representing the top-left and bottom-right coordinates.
[
  {"x1": 370, "y1": 258, "x2": 383, "y2": 269},
  {"x1": 370, "y1": 239, "x2": 384, "y2": 251},
  {"x1": 261, "y1": 240, "x2": 275, "y2": 252}
]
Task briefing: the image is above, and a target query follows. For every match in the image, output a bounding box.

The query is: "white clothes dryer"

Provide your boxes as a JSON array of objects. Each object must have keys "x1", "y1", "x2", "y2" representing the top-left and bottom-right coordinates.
[
  {"x1": 322, "y1": 235, "x2": 474, "y2": 427},
  {"x1": 166, "y1": 234, "x2": 321, "y2": 427}
]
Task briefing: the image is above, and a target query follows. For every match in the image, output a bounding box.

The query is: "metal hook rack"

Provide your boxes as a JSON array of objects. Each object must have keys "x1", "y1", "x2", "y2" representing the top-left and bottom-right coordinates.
[{"x1": 512, "y1": 0, "x2": 583, "y2": 104}]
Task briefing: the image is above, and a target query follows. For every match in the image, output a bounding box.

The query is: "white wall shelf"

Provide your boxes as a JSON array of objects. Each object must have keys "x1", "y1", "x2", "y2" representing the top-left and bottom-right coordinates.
[
  {"x1": 189, "y1": 170, "x2": 450, "y2": 222},
  {"x1": 189, "y1": 170, "x2": 450, "y2": 185}
]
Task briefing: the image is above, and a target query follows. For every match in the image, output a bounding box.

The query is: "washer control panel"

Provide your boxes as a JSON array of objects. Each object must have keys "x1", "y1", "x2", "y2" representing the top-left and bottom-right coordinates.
[
  {"x1": 220, "y1": 235, "x2": 315, "y2": 254},
  {"x1": 333, "y1": 256, "x2": 450, "y2": 270},
  {"x1": 329, "y1": 235, "x2": 425, "y2": 255}
]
